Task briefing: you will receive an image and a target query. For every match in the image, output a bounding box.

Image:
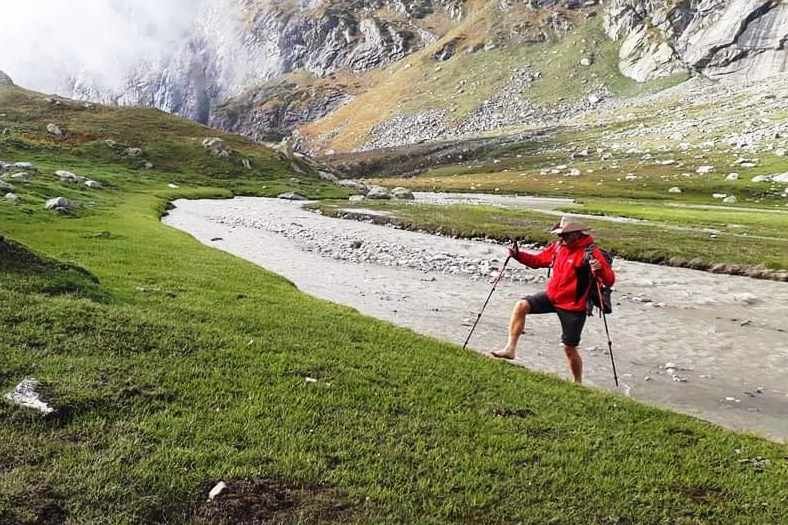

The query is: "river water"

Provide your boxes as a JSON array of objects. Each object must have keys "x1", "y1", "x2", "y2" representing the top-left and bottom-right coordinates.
[{"x1": 164, "y1": 196, "x2": 788, "y2": 442}]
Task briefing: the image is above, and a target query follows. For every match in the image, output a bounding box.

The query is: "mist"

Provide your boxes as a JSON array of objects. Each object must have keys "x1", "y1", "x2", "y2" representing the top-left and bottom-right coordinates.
[{"x1": 0, "y1": 0, "x2": 207, "y2": 94}]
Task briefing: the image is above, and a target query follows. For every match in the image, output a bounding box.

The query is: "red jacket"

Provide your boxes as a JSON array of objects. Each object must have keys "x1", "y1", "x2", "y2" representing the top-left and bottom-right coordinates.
[{"x1": 513, "y1": 235, "x2": 615, "y2": 312}]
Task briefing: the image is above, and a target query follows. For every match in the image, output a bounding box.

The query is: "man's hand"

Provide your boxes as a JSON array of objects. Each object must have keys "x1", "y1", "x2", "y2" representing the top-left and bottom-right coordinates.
[
  {"x1": 507, "y1": 241, "x2": 519, "y2": 259},
  {"x1": 589, "y1": 257, "x2": 602, "y2": 274}
]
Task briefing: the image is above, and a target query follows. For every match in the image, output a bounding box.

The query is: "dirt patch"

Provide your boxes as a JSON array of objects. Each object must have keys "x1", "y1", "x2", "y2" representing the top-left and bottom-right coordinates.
[
  {"x1": 191, "y1": 479, "x2": 354, "y2": 525},
  {"x1": 677, "y1": 485, "x2": 730, "y2": 505},
  {"x1": 491, "y1": 406, "x2": 536, "y2": 418},
  {"x1": 2, "y1": 485, "x2": 67, "y2": 525}
]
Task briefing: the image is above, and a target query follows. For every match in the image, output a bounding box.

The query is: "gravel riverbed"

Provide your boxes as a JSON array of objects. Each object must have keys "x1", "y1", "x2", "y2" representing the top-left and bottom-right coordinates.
[{"x1": 164, "y1": 197, "x2": 788, "y2": 442}]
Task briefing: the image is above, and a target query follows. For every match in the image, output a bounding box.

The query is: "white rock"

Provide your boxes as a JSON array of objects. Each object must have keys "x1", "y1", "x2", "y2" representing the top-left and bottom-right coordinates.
[
  {"x1": 668, "y1": 187, "x2": 682, "y2": 193},
  {"x1": 580, "y1": 57, "x2": 593, "y2": 67},
  {"x1": 45, "y1": 197, "x2": 73, "y2": 211},
  {"x1": 725, "y1": 173, "x2": 740, "y2": 181},
  {"x1": 208, "y1": 481, "x2": 227, "y2": 501},
  {"x1": 84, "y1": 180, "x2": 102, "y2": 189},
  {"x1": 337, "y1": 180, "x2": 369, "y2": 194},
  {"x1": 4, "y1": 192, "x2": 18, "y2": 202},
  {"x1": 125, "y1": 147, "x2": 143, "y2": 157},
  {"x1": 8, "y1": 172, "x2": 31, "y2": 182},
  {"x1": 168, "y1": 183, "x2": 179, "y2": 189},
  {"x1": 568, "y1": 168, "x2": 582, "y2": 177},
  {"x1": 775, "y1": 148, "x2": 786, "y2": 157},
  {"x1": 696, "y1": 165, "x2": 714, "y2": 174},
  {"x1": 366, "y1": 186, "x2": 392, "y2": 200},
  {"x1": 712, "y1": 193, "x2": 727, "y2": 199},
  {"x1": 56, "y1": 170, "x2": 84, "y2": 183},
  {"x1": 277, "y1": 192, "x2": 307, "y2": 201},
  {"x1": 391, "y1": 187, "x2": 415, "y2": 200},
  {"x1": 722, "y1": 195, "x2": 737, "y2": 204},
  {"x1": 46, "y1": 123, "x2": 63, "y2": 138},
  {"x1": 5, "y1": 378, "x2": 54, "y2": 414}
]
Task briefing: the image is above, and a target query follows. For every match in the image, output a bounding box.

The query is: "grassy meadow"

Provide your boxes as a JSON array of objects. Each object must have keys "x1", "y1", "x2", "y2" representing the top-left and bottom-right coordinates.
[{"x1": 1, "y1": 86, "x2": 787, "y2": 524}]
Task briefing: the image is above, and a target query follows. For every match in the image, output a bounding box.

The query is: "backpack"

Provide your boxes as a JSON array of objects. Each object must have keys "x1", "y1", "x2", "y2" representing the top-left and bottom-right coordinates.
[{"x1": 585, "y1": 244, "x2": 614, "y2": 316}]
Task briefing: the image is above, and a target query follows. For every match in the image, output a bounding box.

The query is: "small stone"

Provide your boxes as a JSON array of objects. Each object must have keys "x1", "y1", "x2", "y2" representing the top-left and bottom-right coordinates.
[
  {"x1": 144, "y1": 162, "x2": 154, "y2": 170},
  {"x1": 696, "y1": 165, "x2": 714, "y2": 174},
  {"x1": 580, "y1": 57, "x2": 593, "y2": 67},
  {"x1": 304, "y1": 377, "x2": 318, "y2": 383},
  {"x1": 125, "y1": 147, "x2": 143, "y2": 157},
  {"x1": 5, "y1": 378, "x2": 54, "y2": 414},
  {"x1": 168, "y1": 183, "x2": 179, "y2": 189},
  {"x1": 84, "y1": 180, "x2": 102, "y2": 189},
  {"x1": 668, "y1": 187, "x2": 682, "y2": 193},
  {"x1": 4, "y1": 192, "x2": 18, "y2": 202},
  {"x1": 726, "y1": 173, "x2": 740, "y2": 181},
  {"x1": 277, "y1": 192, "x2": 307, "y2": 201},
  {"x1": 208, "y1": 481, "x2": 227, "y2": 501},
  {"x1": 391, "y1": 187, "x2": 415, "y2": 200},
  {"x1": 722, "y1": 196, "x2": 738, "y2": 204},
  {"x1": 56, "y1": 170, "x2": 84, "y2": 183}
]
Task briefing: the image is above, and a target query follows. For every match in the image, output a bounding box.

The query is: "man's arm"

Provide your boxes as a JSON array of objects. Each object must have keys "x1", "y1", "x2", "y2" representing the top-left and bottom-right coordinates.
[{"x1": 510, "y1": 242, "x2": 556, "y2": 269}]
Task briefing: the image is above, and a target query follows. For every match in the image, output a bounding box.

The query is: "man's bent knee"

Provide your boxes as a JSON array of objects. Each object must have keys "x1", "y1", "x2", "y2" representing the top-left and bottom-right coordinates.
[
  {"x1": 563, "y1": 344, "x2": 580, "y2": 356},
  {"x1": 514, "y1": 300, "x2": 531, "y2": 317}
]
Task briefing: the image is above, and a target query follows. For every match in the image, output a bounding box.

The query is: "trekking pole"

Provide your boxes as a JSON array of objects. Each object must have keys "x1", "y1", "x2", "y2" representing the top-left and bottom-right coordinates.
[
  {"x1": 595, "y1": 279, "x2": 619, "y2": 387},
  {"x1": 462, "y1": 241, "x2": 517, "y2": 350}
]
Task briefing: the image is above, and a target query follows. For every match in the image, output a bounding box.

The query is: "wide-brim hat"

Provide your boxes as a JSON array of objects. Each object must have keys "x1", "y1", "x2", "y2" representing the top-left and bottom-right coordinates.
[{"x1": 550, "y1": 215, "x2": 591, "y2": 235}]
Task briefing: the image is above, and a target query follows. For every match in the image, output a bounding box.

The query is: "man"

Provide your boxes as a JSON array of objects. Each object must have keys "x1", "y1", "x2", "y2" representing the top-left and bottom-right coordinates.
[{"x1": 491, "y1": 216, "x2": 615, "y2": 384}]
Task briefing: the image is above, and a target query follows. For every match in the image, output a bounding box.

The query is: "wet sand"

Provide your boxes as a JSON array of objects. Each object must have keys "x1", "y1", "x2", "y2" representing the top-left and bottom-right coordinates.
[{"x1": 164, "y1": 197, "x2": 788, "y2": 442}]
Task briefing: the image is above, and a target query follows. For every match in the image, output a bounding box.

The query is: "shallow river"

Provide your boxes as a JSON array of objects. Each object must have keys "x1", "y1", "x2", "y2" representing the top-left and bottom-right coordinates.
[{"x1": 164, "y1": 197, "x2": 788, "y2": 442}]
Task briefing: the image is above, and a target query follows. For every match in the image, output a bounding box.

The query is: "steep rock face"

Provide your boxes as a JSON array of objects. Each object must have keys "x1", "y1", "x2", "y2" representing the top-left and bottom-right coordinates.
[
  {"x1": 63, "y1": 0, "x2": 459, "y2": 125},
  {"x1": 0, "y1": 70, "x2": 14, "y2": 87},
  {"x1": 605, "y1": 0, "x2": 788, "y2": 82}
]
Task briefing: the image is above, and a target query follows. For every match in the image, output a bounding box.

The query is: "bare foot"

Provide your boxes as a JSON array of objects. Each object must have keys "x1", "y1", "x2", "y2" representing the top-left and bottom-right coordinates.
[{"x1": 490, "y1": 349, "x2": 516, "y2": 360}]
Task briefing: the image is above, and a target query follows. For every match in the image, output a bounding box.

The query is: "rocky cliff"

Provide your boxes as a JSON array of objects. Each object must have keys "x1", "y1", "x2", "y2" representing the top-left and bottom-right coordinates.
[
  {"x1": 605, "y1": 0, "x2": 788, "y2": 82},
  {"x1": 56, "y1": 0, "x2": 787, "y2": 149}
]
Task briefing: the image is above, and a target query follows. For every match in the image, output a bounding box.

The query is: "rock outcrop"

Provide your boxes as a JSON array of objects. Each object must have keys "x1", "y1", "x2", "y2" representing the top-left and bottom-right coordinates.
[
  {"x1": 0, "y1": 70, "x2": 14, "y2": 87},
  {"x1": 605, "y1": 0, "x2": 788, "y2": 82}
]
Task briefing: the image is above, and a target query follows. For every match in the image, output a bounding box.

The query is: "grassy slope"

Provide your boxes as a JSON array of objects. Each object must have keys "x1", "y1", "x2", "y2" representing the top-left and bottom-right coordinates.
[{"x1": 1, "y1": 87, "x2": 787, "y2": 523}]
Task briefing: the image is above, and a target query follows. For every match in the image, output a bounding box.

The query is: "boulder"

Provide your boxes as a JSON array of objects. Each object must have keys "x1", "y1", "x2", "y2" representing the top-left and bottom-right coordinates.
[
  {"x1": 202, "y1": 137, "x2": 230, "y2": 158},
  {"x1": 772, "y1": 173, "x2": 788, "y2": 184},
  {"x1": 366, "y1": 186, "x2": 392, "y2": 200},
  {"x1": 0, "y1": 181, "x2": 13, "y2": 191},
  {"x1": 668, "y1": 187, "x2": 682, "y2": 193},
  {"x1": 751, "y1": 175, "x2": 773, "y2": 182},
  {"x1": 277, "y1": 192, "x2": 307, "y2": 201},
  {"x1": 726, "y1": 173, "x2": 740, "y2": 181},
  {"x1": 46, "y1": 123, "x2": 64, "y2": 138},
  {"x1": 337, "y1": 180, "x2": 369, "y2": 194},
  {"x1": 391, "y1": 187, "x2": 415, "y2": 200},
  {"x1": 13, "y1": 162, "x2": 34, "y2": 170},
  {"x1": 722, "y1": 196, "x2": 738, "y2": 204},
  {"x1": 45, "y1": 197, "x2": 74, "y2": 212},
  {"x1": 4, "y1": 192, "x2": 18, "y2": 202},
  {"x1": 56, "y1": 170, "x2": 85, "y2": 183},
  {"x1": 84, "y1": 180, "x2": 103, "y2": 189},
  {"x1": 8, "y1": 172, "x2": 32, "y2": 182},
  {"x1": 125, "y1": 147, "x2": 143, "y2": 157},
  {"x1": 318, "y1": 171, "x2": 338, "y2": 182}
]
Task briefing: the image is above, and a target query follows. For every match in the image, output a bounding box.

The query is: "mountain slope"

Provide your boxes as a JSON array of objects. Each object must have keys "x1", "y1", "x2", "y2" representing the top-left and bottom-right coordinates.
[{"x1": 49, "y1": 0, "x2": 787, "y2": 153}]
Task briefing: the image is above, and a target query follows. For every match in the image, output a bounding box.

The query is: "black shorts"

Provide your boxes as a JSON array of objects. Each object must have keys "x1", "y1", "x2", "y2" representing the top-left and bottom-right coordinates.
[{"x1": 524, "y1": 292, "x2": 587, "y2": 347}]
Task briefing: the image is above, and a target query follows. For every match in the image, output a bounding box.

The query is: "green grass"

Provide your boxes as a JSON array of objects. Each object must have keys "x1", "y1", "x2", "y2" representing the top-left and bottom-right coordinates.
[
  {"x1": 315, "y1": 199, "x2": 788, "y2": 276},
  {"x1": 2, "y1": 87, "x2": 788, "y2": 523}
]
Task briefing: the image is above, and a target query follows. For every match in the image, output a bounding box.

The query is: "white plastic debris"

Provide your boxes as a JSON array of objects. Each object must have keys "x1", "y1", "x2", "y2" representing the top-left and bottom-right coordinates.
[
  {"x1": 208, "y1": 481, "x2": 227, "y2": 501},
  {"x1": 4, "y1": 378, "x2": 54, "y2": 414}
]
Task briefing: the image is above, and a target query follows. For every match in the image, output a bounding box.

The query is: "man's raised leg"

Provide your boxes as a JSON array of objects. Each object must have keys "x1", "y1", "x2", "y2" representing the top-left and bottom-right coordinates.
[
  {"x1": 492, "y1": 300, "x2": 530, "y2": 360},
  {"x1": 564, "y1": 345, "x2": 583, "y2": 384}
]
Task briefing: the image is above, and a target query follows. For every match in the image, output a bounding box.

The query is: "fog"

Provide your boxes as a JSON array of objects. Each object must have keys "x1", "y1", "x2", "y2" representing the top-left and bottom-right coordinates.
[{"x1": 0, "y1": 0, "x2": 206, "y2": 93}]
